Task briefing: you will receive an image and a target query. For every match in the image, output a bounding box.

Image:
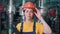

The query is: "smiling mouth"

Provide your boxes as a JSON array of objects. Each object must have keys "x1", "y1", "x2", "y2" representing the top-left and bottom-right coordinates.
[
  {"x1": 27, "y1": 16, "x2": 31, "y2": 17},
  {"x1": 28, "y1": 16, "x2": 30, "y2": 17}
]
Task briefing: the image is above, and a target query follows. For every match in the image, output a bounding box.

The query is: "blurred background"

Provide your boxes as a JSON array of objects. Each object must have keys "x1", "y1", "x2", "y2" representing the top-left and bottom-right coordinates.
[{"x1": 0, "y1": 0, "x2": 60, "y2": 34}]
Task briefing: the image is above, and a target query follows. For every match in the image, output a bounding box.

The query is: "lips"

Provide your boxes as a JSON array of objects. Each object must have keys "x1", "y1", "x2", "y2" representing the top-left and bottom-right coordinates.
[
  {"x1": 27, "y1": 15, "x2": 31, "y2": 17},
  {"x1": 27, "y1": 16, "x2": 31, "y2": 17}
]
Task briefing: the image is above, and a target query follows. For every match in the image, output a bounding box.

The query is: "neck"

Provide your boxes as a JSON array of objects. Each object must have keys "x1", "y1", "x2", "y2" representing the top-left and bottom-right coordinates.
[{"x1": 25, "y1": 19, "x2": 33, "y2": 23}]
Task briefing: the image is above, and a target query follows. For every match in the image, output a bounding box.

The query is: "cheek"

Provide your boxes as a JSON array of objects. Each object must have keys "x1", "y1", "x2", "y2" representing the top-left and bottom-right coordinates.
[
  {"x1": 24, "y1": 12, "x2": 28, "y2": 17},
  {"x1": 24, "y1": 12, "x2": 27, "y2": 16},
  {"x1": 30, "y1": 13, "x2": 34, "y2": 17}
]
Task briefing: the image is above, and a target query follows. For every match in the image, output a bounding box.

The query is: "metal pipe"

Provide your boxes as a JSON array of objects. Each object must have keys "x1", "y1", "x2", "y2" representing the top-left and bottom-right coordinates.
[
  {"x1": 38, "y1": 0, "x2": 44, "y2": 22},
  {"x1": 40, "y1": 0, "x2": 44, "y2": 14},
  {"x1": 21, "y1": 0, "x2": 26, "y2": 22},
  {"x1": 8, "y1": 0, "x2": 13, "y2": 34}
]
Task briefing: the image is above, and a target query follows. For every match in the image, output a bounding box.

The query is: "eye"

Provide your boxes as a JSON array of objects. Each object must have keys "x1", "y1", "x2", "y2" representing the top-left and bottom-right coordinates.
[
  {"x1": 25, "y1": 10, "x2": 29, "y2": 13},
  {"x1": 30, "y1": 11, "x2": 33, "y2": 13},
  {"x1": 25, "y1": 9, "x2": 34, "y2": 13}
]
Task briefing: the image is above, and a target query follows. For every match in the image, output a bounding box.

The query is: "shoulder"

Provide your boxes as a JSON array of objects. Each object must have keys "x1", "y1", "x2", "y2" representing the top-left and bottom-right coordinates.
[
  {"x1": 16, "y1": 23, "x2": 21, "y2": 32},
  {"x1": 36, "y1": 22, "x2": 43, "y2": 27},
  {"x1": 16, "y1": 23, "x2": 21, "y2": 27},
  {"x1": 36, "y1": 22, "x2": 44, "y2": 30},
  {"x1": 36, "y1": 22, "x2": 44, "y2": 33}
]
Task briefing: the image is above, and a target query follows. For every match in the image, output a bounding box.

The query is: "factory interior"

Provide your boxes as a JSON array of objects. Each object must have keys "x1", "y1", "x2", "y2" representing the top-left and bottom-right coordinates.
[{"x1": 0, "y1": 0, "x2": 60, "y2": 34}]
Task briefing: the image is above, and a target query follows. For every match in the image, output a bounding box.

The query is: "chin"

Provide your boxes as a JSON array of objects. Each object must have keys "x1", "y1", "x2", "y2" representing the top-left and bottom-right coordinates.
[{"x1": 26, "y1": 17, "x2": 32, "y2": 19}]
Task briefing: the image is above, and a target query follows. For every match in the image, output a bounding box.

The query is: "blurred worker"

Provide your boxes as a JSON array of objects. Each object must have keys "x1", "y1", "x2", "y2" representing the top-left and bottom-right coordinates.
[{"x1": 14, "y1": 2, "x2": 52, "y2": 34}]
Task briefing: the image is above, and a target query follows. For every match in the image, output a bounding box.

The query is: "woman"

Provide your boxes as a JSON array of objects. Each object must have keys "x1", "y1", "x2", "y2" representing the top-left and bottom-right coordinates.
[{"x1": 15, "y1": 2, "x2": 52, "y2": 34}]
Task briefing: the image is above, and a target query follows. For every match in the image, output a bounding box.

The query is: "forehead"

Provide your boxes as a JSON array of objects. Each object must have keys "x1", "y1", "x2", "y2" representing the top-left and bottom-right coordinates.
[{"x1": 25, "y1": 8, "x2": 33, "y2": 11}]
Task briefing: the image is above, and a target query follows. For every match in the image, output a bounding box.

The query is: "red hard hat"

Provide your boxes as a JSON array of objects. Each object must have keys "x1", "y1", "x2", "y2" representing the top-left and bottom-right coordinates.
[{"x1": 22, "y1": 2, "x2": 35, "y2": 11}]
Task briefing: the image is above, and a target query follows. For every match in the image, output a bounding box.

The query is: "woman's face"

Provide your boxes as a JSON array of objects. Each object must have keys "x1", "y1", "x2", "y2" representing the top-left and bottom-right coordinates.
[{"x1": 24, "y1": 8, "x2": 34, "y2": 20}]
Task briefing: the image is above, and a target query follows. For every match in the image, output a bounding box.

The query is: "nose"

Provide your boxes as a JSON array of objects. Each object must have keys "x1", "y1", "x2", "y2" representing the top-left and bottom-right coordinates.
[
  {"x1": 27, "y1": 11, "x2": 31, "y2": 15},
  {"x1": 28, "y1": 12, "x2": 31, "y2": 16}
]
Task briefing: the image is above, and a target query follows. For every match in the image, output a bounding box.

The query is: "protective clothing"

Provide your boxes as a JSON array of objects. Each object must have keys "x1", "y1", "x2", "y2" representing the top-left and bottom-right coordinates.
[
  {"x1": 20, "y1": 22, "x2": 36, "y2": 34},
  {"x1": 16, "y1": 21, "x2": 44, "y2": 34}
]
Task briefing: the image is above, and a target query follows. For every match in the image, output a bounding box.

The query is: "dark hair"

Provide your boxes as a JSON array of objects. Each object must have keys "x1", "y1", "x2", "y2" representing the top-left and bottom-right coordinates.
[{"x1": 23, "y1": 10, "x2": 25, "y2": 12}]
